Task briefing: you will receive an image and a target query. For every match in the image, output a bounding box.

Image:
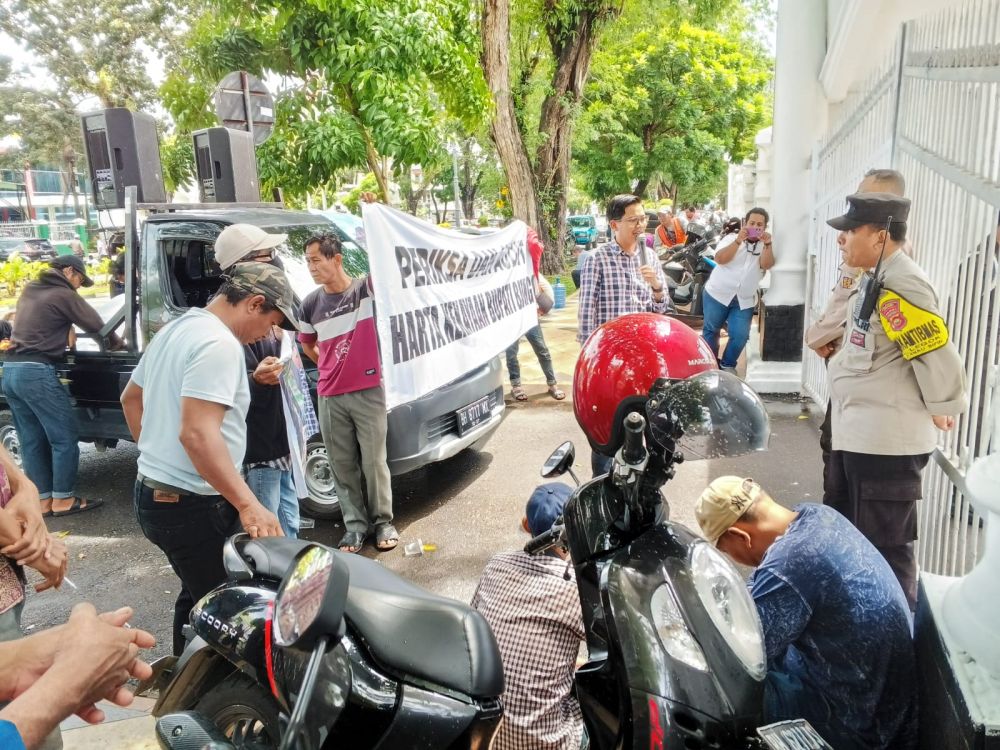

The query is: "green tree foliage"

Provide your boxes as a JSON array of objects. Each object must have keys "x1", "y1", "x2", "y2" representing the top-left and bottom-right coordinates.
[
  {"x1": 159, "y1": 133, "x2": 196, "y2": 200},
  {"x1": 0, "y1": 57, "x2": 81, "y2": 171},
  {"x1": 482, "y1": 0, "x2": 753, "y2": 273},
  {"x1": 0, "y1": 0, "x2": 177, "y2": 110},
  {"x1": 165, "y1": 0, "x2": 490, "y2": 203},
  {"x1": 573, "y1": 23, "x2": 771, "y2": 206}
]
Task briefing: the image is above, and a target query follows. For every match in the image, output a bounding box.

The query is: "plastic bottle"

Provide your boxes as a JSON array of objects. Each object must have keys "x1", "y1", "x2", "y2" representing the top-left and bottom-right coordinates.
[{"x1": 553, "y1": 277, "x2": 567, "y2": 309}]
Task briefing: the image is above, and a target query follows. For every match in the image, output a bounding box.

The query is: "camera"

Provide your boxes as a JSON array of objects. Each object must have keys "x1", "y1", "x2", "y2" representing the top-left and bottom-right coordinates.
[{"x1": 746, "y1": 226, "x2": 762, "y2": 241}]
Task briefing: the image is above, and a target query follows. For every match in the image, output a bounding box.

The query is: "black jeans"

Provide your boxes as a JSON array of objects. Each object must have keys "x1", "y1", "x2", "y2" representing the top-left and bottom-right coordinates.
[
  {"x1": 133, "y1": 480, "x2": 240, "y2": 654},
  {"x1": 823, "y1": 450, "x2": 929, "y2": 610}
]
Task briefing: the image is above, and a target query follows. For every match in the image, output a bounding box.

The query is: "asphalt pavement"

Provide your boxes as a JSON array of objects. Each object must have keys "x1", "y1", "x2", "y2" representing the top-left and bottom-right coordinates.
[{"x1": 21, "y1": 292, "x2": 826, "y2": 747}]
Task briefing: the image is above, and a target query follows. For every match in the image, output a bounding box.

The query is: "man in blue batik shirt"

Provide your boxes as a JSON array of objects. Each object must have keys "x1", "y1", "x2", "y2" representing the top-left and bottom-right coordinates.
[{"x1": 696, "y1": 476, "x2": 917, "y2": 750}]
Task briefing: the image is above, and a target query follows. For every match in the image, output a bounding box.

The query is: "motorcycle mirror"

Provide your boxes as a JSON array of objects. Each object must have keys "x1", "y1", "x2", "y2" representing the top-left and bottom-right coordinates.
[
  {"x1": 647, "y1": 371, "x2": 770, "y2": 460},
  {"x1": 541, "y1": 441, "x2": 580, "y2": 485},
  {"x1": 274, "y1": 545, "x2": 350, "y2": 650}
]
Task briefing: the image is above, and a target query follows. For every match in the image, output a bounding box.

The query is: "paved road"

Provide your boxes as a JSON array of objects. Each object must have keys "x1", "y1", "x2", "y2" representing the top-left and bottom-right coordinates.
[{"x1": 22, "y1": 394, "x2": 824, "y2": 664}]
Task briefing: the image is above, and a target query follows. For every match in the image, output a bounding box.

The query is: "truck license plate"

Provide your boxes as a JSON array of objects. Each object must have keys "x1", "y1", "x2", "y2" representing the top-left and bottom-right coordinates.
[
  {"x1": 757, "y1": 719, "x2": 833, "y2": 750},
  {"x1": 456, "y1": 396, "x2": 492, "y2": 436}
]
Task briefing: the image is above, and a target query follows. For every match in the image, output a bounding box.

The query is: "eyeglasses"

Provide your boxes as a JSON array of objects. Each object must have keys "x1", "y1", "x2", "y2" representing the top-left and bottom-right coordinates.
[{"x1": 615, "y1": 216, "x2": 647, "y2": 227}]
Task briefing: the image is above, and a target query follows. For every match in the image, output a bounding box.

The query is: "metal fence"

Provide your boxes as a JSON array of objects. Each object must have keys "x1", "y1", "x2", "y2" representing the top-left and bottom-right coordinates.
[
  {"x1": 0, "y1": 222, "x2": 37, "y2": 240},
  {"x1": 0, "y1": 221, "x2": 80, "y2": 244},
  {"x1": 806, "y1": 0, "x2": 1000, "y2": 576}
]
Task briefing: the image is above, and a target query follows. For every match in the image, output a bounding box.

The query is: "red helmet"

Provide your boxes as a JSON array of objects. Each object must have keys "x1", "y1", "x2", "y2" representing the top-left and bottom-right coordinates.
[{"x1": 574, "y1": 313, "x2": 718, "y2": 454}]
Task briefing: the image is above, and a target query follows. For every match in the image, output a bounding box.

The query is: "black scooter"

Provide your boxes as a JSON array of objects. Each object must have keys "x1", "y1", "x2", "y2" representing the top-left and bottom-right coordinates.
[
  {"x1": 663, "y1": 222, "x2": 722, "y2": 318},
  {"x1": 152, "y1": 371, "x2": 831, "y2": 750}
]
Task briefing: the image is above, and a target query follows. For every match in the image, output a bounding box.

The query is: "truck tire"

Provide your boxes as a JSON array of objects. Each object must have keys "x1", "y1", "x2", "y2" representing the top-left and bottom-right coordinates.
[
  {"x1": 0, "y1": 413, "x2": 22, "y2": 468},
  {"x1": 193, "y1": 673, "x2": 281, "y2": 748},
  {"x1": 300, "y1": 438, "x2": 343, "y2": 521}
]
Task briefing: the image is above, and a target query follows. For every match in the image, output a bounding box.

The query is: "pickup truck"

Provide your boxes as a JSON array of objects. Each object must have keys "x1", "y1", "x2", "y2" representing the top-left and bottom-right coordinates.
[{"x1": 0, "y1": 189, "x2": 505, "y2": 520}]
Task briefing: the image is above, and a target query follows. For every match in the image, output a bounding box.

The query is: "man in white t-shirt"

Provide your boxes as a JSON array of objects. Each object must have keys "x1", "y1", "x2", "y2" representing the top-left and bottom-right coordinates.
[
  {"x1": 701, "y1": 207, "x2": 775, "y2": 372},
  {"x1": 120, "y1": 260, "x2": 300, "y2": 654}
]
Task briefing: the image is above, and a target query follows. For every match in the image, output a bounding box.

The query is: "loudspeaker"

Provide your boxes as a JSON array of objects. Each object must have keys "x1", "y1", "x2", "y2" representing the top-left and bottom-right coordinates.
[
  {"x1": 192, "y1": 127, "x2": 260, "y2": 203},
  {"x1": 81, "y1": 108, "x2": 166, "y2": 209}
]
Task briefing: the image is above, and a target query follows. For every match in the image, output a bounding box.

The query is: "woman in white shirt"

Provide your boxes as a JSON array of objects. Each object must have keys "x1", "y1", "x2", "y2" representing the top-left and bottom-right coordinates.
[{"x1": 700, "y1": 207, "x2": 775, "y2": 372}]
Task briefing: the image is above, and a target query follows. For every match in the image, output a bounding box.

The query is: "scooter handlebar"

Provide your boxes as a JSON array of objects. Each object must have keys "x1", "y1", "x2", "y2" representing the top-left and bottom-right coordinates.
[
  {"x1": 524, "y1": 523, "x2": 564, "y2": 555},
  {"x1": 621, "y1": 412, "x2": 646, "y2": 465}
]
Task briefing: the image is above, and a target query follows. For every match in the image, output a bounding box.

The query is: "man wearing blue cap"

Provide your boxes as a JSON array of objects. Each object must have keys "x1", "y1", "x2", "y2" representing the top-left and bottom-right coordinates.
[
  {"x1": 471, "y1": 483, "x2": 584, "y2": 750},
  {"x1": 824, "y1": 192, "x2": 967, "y2": 609}
]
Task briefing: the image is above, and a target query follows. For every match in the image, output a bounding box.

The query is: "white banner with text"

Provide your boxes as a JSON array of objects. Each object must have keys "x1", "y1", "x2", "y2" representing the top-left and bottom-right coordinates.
[{"x1": 363, "y1": 204, "x2": 536, "y2": 409}]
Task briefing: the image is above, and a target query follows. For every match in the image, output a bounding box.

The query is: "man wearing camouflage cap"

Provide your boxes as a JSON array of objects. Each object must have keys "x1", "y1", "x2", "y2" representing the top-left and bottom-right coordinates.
[
  {"x1": 121, "y1": 258, "x2": 299, "y2": 655},
  {"x1": 824, "y1": 191, "x2": 967, "y2": 609}
]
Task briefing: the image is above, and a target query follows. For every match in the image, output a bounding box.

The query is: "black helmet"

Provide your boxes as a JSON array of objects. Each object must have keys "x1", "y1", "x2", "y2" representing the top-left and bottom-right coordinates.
[{"x1": 685, "y1": 221, "x2": 708, "y2": 242}]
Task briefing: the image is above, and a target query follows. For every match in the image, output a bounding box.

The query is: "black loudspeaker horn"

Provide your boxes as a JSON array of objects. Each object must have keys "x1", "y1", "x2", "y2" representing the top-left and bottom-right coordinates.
[
  {"x1": 192, "y1": 127, "x2": 260, "y2": 203},
  {"x1": 81, "y1": 108, "x2": 166, "y2": 209}
]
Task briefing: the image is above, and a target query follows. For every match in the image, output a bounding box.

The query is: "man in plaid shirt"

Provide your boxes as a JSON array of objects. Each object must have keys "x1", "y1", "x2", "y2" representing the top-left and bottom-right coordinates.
[
  {"x1": 577, "y1": 194, "x2": 671, "y2": 476},
  {"x1": 471, "y1": 483, "x2": 585, "y2": 750},
  {"x1": 576, "y1": 193, "x2": 671, "y2": 348}
]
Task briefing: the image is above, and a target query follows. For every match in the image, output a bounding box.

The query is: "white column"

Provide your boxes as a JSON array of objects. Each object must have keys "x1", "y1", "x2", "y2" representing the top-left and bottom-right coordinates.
[
  {"x1": 745, "y1": 0, "x2": 828, "y2": 394},
  {"x1": 943, "y1": 386, "x2": 1000, "y2": 676}
]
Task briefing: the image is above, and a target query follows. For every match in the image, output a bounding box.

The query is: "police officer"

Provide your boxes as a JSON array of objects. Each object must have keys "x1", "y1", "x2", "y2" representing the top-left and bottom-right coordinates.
[
  {"x1": 825, "y1": 192, "x2": 967, "y2": 609},
  {"x1": 806, "y1": 169, "x2": 907, "y2": 488}
]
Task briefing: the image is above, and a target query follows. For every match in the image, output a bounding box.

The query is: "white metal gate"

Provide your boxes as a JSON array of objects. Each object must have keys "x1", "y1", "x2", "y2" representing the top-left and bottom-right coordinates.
[{"x1": 806, "y1": 1, "x2": 1000, "y2": 576}]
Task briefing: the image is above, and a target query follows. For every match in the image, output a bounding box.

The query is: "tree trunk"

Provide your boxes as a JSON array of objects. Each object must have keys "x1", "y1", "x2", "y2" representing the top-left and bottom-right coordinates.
[
  {"x1": 482, "y1": 0, "x2": 540, "y2": 231},
  {"x1": 634, "y1": 177, "x2": 650, "y2": 199},
  {"x1": 534, "y1": 9, "x2": 601, "y2": 276}
]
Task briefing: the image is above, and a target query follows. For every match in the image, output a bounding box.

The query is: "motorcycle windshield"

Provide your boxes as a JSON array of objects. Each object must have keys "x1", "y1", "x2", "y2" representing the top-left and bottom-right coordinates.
[{"x1": 648, "y1": 371, "x2": 770, "y2": 459}]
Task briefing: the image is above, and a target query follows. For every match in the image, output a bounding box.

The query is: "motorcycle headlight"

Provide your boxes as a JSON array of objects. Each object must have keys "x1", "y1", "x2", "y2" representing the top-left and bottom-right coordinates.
[
  {"x1": 690, "y1": 543, "x2": 766, "y2": 680},
  {"x1": 650, "y1": 584, "x2": 709, "y2": 672}
]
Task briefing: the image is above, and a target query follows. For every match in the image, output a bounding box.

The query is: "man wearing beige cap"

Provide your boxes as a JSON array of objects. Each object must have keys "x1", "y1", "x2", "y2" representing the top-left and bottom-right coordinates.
[
  {"x1": 213, "y1": 223, "x2": 288, "y2": 269},
  {"x1": 696, "y1": 477, "x2": 916, "y2": 750},
  {"x1": 121, "y1": 260, "x2": 299, "y2": 654}
]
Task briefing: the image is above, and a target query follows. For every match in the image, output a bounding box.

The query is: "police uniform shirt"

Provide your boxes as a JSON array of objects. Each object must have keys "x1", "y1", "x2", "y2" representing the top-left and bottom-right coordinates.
[
  {"x1": 828, "y1": 250, "x2": 967, "y2": 456},
  {"x1": 805, "y1": 264, "x2": 863, "y2": 351}
]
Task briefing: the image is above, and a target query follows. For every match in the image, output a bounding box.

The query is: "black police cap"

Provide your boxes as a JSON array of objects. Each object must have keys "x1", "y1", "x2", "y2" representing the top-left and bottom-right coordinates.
[{"x1": 827, "y1": 192, "x2": 910, "y2": 231}]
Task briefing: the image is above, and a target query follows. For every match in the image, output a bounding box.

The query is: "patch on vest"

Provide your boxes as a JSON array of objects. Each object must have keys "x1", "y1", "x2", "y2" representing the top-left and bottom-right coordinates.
[
  {"x1": 878, "y1": 290, "x2": 948, "y2": 360},
  {"x1": 841, "y1": 275, "x2": 855, "y2": 289}
]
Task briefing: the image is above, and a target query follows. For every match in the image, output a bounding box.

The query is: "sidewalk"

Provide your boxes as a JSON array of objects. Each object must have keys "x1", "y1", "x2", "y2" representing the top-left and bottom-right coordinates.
[
  {"x1": 503, "y1": 293, "x2": 582, "y2": 405},
  {"x1": 62, "y1": 697, "x2": 157, "y2": 749}
]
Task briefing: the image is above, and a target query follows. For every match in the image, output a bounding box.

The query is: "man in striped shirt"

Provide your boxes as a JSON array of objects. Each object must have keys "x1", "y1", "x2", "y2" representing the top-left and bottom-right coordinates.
[{"x1": 299, "y1": 233, "x2": 397, "y2": 554}]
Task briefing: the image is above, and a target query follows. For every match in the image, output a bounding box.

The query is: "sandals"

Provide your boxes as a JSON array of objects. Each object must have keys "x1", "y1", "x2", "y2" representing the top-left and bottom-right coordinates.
[
  {"x1": 548, "y1": 385, "x2": 566, "y2": 400},
  {"x1": 375, "y1": 524, "x2": 400, "y2": 551},
  {"x1": 51, "y1": 497, "x2": 104, "y2": 518},
  {"x1": 337, "y1": 531, "x2": 367, "y2": 554},
  {"x1": 511, "y1": 385, "x2": 528, "y2": 401}
]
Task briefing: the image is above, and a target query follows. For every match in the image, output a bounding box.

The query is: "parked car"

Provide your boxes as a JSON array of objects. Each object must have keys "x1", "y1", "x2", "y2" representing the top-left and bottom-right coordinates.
[
  {"x1": 567, "y1": 215, "x2": 598, "y2": 250},
  {"x1": 1, "y1": 202, "x2": 505, "y2": 521},
  {"x1": 0, "y1": 239, "x2": 23, "y2": 263},
  {"x1": 6, "y1": 238, "x2": 56, "y2": 262}
]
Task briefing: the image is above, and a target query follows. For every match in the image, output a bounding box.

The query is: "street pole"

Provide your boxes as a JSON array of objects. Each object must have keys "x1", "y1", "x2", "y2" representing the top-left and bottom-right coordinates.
[{"x1": 450, "y1": 143, "x2": 463, "y2": 228}]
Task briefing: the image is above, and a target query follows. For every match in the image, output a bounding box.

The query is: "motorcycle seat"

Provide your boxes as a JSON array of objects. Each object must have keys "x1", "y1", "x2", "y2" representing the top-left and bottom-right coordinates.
[{"x1": 240, "y1": 538, "x2": 505, "y2": 699}]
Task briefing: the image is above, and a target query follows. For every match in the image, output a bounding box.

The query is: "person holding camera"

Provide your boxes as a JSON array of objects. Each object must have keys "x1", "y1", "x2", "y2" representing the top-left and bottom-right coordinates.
[{"x1": 700, "y1": 207, "x2": 775, "y2": 373}]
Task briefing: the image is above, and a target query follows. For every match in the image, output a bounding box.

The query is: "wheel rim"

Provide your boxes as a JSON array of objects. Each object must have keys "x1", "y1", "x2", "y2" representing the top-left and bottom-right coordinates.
[
  {"x1": 0, "y1": 425, "x2": 21, "y2": 467},
  {"x1": 211, "y1": 704, "x2": 276, "y2": 747},
  {"x1": 304, "y1": 443, "x2": 340, "y2": 510}
]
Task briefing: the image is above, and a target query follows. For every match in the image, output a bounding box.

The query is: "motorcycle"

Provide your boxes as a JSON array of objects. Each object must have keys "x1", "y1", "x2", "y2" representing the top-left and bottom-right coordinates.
[
  {"x1": 151, "y1": 370, "x2": 831, "y2": 750},
  {"x1": 663, "y1": 221, "x2": 723, "y2": 319},
  {"x1": 146, "y1": 532, "x2": 505, "y2": 748}
]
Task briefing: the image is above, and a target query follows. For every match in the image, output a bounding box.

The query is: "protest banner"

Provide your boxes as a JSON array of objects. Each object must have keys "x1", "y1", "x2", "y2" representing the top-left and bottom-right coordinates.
[{"x1": 362, "y1": 204, "x2": 537, "y2": 409}]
